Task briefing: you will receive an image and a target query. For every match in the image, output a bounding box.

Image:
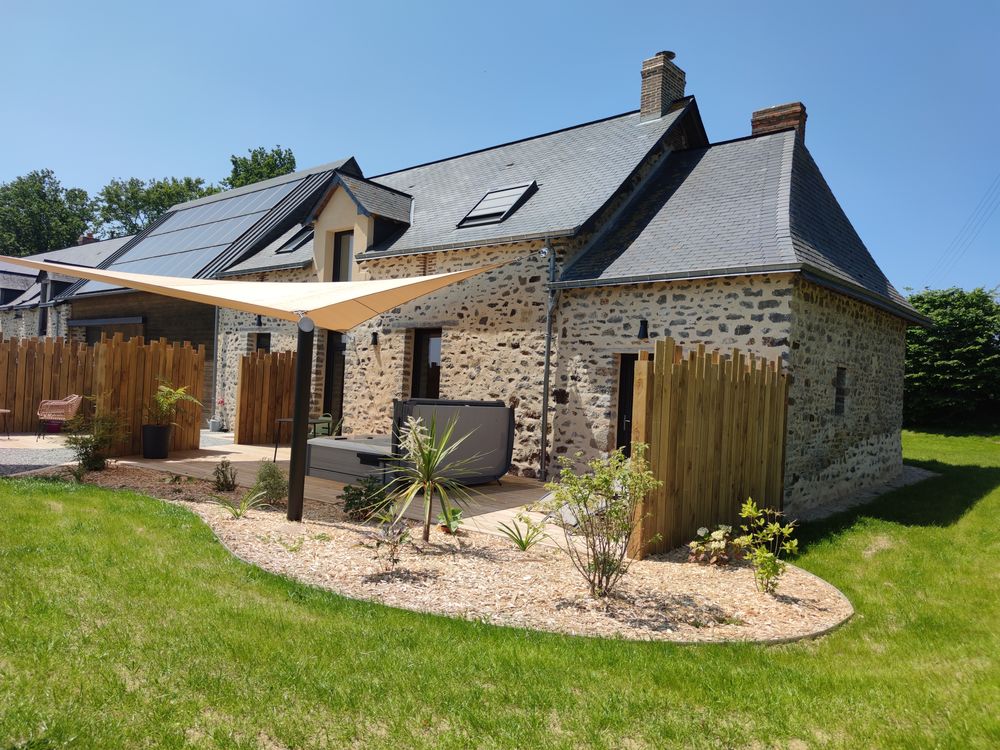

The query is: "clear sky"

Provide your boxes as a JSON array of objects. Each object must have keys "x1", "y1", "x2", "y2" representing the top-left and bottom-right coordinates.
[{"x1": 2, "y1": 0, "x2": 997, "y2": 293}]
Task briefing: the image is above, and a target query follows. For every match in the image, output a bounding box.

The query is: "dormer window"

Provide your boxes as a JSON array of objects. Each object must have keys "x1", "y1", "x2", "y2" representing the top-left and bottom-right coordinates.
[{"x1": 457, "y1": 181, "x2": 537, "y2": 228}]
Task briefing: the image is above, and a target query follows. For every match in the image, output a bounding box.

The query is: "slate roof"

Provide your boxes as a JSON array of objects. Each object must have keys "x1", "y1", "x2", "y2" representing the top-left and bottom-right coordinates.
[
  {"x1": 559, "y1": 129, "x2": 919, "y2": 320},
  {"x1": 220, "y1": 224, "x2": 314, "y2": 276},
  {"x1": 1, "y1": 235, "x2": 132, "y2": 309},
  {"x1": 338, "y1": 174, "x2": 412, "y2": 224},
  {"x1": 363, "y1": 107, "x2": 689, "y2": 257}
]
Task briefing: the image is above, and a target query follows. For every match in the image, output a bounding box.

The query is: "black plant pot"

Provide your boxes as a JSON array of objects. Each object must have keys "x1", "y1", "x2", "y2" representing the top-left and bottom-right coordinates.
[{"x1": 141, "y1": 424, "x2": 172, "y2": 459}]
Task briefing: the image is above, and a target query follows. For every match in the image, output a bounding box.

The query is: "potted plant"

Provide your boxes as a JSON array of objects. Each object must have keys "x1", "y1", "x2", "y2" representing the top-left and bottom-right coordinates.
[
  {"x1": 208, "y1": 397, "x2": 225, "y2": 432},
  {"x1": 142, "y1": 379, "x2": 201, "y2": 459}
]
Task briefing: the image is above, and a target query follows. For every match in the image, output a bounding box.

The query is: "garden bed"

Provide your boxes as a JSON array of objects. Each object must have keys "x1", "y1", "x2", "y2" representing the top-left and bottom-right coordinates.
[{"x1": 39, "y1": 463, "x2": 853, "y2": 643}]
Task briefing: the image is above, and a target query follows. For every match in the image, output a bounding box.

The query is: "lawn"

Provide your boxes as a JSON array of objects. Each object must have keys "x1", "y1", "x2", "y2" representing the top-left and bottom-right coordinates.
[{"x1": 1, "y1": 431, "x2": 998, "y2": 749}]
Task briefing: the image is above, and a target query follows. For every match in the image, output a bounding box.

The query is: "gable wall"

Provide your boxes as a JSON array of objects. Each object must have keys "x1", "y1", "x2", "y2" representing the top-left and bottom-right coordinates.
[{"x1": 783, "y1": 279, "x2": 907, "y2": 515}]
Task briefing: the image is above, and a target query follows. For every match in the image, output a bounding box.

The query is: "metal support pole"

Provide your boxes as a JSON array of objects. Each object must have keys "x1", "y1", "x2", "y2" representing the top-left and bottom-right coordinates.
[{"x1": 287, "y1": 316, "x2": 315, "y2": 522}]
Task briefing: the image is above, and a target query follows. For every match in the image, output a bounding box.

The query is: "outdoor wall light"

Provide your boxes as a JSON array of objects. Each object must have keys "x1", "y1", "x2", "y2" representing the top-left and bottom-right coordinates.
[
  {"x1": 371, "y1": 331, "x2": 379, "y2": 346},
  {"x1": 637, "y1": 319, "x2": 649, "y2": 339}
]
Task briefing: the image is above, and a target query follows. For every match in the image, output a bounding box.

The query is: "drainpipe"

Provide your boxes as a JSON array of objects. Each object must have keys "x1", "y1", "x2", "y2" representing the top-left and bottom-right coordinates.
[
  {"x1": 539, "y1": 245, "x2": 558, "y2": 481},
  {"x1": 210, "y1": 305, "x2": 220, "y2": 428},
  {"x1": 36, "y1": 275, "x2": 50, "y2": 337}
]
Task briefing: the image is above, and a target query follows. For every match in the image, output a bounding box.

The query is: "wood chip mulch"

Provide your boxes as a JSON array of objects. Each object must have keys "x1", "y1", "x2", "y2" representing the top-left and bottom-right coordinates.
[{"x1": 33, "y1": 463, "x2": 853, "y2": 643}]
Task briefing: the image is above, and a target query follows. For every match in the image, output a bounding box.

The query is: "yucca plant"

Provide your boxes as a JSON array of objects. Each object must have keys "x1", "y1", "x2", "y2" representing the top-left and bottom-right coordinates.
[
  {"x1": 497, "y1": 512, "x2": 548, "y2": 551},
  {"x1": 213, "y1": 489, "x2": 269, "y2": 520},
  {"x1": 386, "y1": 416, "x2": 476, "y2": 542}
]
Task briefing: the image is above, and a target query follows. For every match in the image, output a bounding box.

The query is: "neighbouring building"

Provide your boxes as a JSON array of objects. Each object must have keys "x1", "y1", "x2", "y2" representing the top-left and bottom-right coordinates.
[{"x1": 0, "y1": 50, "x2": 926, "y2": 516}]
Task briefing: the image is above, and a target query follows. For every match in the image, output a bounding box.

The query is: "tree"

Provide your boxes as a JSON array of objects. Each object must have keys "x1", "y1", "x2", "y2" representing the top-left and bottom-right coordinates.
[
  {"x1": 95, "y1": 176, "x2": 217, "y2": 238},
  {"x1": 0, "y1": 170, "x2": 94, "y2": 256},
  {"x1": 904, "y1": 287, "x2": 1000, "y2": 428},
  {"x1": 221, "y1": 146, "x2": 296, "y2": 190}
]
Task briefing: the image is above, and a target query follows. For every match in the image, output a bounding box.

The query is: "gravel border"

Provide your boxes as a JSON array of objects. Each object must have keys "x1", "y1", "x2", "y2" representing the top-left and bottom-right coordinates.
[{"x1": 20, "y1": 464, "x2": 855, "y2": 644}]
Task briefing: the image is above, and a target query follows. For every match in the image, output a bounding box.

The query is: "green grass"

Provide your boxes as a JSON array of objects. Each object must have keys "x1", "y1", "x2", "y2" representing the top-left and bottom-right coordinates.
[{"x1": 1, "y1": 431, "x2": 998, "y2": 749}]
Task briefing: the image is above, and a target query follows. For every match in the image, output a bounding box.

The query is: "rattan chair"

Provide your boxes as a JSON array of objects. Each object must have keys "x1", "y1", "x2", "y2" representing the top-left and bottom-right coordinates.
[{"x1": 36, "y1": 394, "x2": 84, "y2": 439}]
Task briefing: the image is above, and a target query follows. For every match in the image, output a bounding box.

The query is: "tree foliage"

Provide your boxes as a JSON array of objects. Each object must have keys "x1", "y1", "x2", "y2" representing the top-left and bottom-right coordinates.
[
  {"x1": 904, "y1": 287, "x2": 1000, "y2": 427},
  {"x1": 222, "y1": 145, "x2": 296, "y2": 190},
  {"x1": 0, "y1": 169, "x2": 94, "y2": 256},
  {"x1": 95, "y1": 176, "x2": 216, "y2": 238}
]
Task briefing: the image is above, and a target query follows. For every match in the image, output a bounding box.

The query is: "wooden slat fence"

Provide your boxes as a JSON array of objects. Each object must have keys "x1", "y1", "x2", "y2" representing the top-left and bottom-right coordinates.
[
  {"x1": 233, "y1": 350, "x2": 296, "y2": 445},
  {"x1": 0, "y1": 334, "x2": 205, "y2": 456},
  {"x1": 630, "y1": 337, "x2": 789, "y2": 558}
]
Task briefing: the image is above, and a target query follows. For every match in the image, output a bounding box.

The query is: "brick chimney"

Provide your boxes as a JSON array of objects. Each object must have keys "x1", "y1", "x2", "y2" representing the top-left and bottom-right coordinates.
[
  {"x1": 751, "y1": 102, "x2": 807, "y2": 140},
  {"x1": 640, "y1": 51, "x2": 686, "y2": 122},
  {"x1": 77, "y1": 232, "x2": 97, "y2": 245}
]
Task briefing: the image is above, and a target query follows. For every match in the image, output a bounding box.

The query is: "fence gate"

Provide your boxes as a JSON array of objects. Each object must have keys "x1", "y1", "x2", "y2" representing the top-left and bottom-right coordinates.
[
  {"x1": 629, "y1": 337, "x2": 789, "y2": 558},
  {"x1": 0, "y1": 334, "x2": 205, "y2": 456},
  {"x1": 233, "y1": 350, "x2": 296, "y2": 445}
]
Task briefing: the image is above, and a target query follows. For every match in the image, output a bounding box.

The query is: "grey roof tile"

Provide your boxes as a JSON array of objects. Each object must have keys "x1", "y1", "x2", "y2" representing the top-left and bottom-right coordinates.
[
  {"x1": 338, "y1": 174, "x2": 412, "y2": 224},
  {"x1": 560, "y1": 130, "x2": 916, "y2": 318},
  {"x1": 363, "y1": 109, "x2": 686, "y2": 256}
]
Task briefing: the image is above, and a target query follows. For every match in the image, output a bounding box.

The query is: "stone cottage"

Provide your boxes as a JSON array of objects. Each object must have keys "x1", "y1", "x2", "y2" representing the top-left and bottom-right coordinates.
[{"x1": 2, "y1": 50, "x2": 924, "y2": 516}]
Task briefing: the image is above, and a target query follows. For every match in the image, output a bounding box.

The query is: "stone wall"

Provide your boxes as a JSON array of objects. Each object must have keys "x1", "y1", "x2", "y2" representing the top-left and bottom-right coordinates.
[
  {"x1": 0, "y1": 304, "x2": 71, "y2": 340},
  {"x1": 345, "y1": 242, "x2": 551, "y2": 476},
  {"x1": 783, "y1": 279, "x2": 907, "y2": 515},
  {"x1": 552, "y1": 274, "x2": 796, "y2": 470},
  {"x1": 214, "y1": 266, "x2": 324, "y2": 431}
]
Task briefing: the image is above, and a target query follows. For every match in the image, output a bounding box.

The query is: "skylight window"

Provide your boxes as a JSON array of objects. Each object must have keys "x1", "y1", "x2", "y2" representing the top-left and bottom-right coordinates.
[{"x1": 457, "y1": 181, "x2": 537, "y2": 228}]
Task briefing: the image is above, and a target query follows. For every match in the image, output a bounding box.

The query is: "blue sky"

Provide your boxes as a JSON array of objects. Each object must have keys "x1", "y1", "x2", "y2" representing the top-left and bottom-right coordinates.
[{"x1": 2, "y1": 0, "x2": 997, "y2": 293}]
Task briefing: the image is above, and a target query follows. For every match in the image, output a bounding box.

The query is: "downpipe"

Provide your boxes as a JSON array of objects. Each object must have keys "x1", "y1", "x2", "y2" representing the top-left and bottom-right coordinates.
[{"x1": 539, "y1": 246, "x2": 559, "y2": 481}]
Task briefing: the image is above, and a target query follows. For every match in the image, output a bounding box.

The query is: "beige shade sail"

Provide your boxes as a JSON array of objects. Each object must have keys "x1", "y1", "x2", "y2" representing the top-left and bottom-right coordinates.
[{"x1": 0, "y1": 255, "x2": 505, "y2": 332}]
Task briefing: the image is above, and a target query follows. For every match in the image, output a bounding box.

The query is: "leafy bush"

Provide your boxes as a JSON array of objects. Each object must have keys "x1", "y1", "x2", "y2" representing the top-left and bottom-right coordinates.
[
  {"x1": 340, "y1": 475, "x2": 389, "y2": 521},
  {"x1": 437, "y1": 506, "x2": 463, "y2": 534},
  {"x1": 542, "y1": 445, "x2": 661, "y2": 598},
  {"x1": 145, "y1": 379, "x2": 201, "y2": 426},
  {"x1": 64, "y1": 407, "x2": 127, "y2": 472},
  {"x1": 688, "y1": 524, "x2": 743, "y2": 565},
  {"x1": 735, "y1": 499, "x2": 798, "y2": 594},
  {"x1": 253, "y1": 460, "x2": 287, "y2": 503},
  {"x1": 904, "y1": 287, "x2": 1000, "y2": 427},
  {"x1": 214, "y1": 489, "x2": 269, "y2": 520},
  {"x1": 497, "y1": 513, "x2": 547, "y2": 551},
  {"x1": 366, "y1": 507, "x2": 411, "y2": 573},
  {"x1": 211, "y1": 458, "x2": 238, "y2": 492}
]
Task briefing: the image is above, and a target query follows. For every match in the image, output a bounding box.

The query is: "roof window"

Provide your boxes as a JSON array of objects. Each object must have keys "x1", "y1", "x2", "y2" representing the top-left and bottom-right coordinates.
[{"x1": 457, "y1": 181, "x2": 537, "y2": 228}]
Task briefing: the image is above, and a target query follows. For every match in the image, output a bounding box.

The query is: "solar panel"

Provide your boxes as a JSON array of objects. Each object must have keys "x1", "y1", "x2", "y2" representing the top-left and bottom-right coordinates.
[
  {"x1": 458, "y1": 181, "x2": 537, "y2": 228},
  {"x1": 73, "y1": 177, "x2": 307, "y2": 296}
]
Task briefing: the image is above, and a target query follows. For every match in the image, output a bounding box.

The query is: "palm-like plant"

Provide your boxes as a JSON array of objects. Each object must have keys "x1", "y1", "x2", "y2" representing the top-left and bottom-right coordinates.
[{"x1": 386, "y1": 416, "x2": 476, "y2": 542}]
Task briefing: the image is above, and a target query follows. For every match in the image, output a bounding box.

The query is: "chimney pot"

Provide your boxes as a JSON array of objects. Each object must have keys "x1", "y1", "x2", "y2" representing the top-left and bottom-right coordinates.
[
  {"x1": 640, "y1": 50, "x2": 686, "y2": 122},
  {"x1": 751, "y1": 102, "x2": 807, "y2": 141}
]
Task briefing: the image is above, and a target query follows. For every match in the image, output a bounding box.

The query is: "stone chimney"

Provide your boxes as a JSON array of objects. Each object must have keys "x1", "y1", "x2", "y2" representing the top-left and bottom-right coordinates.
[
  {"x1": 640, "y1": 51, "x2": 686, "y2": 122},
  {"x1": 751, "y1": 102, "x2": 807, "y2": 140}
]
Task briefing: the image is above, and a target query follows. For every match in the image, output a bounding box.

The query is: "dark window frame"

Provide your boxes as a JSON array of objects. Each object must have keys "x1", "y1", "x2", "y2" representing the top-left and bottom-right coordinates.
[
  {"x1": 410, "y1": 328, "x2": 443, "y2": 399},
  {"x1": 834, "y1": 366, "x2": 847, "y2": 416}
]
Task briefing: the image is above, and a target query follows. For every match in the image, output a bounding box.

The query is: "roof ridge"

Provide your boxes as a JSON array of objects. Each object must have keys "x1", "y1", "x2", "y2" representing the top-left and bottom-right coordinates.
[{"x1": 367, "y1": 107, "x2": 673, "y2": 180}]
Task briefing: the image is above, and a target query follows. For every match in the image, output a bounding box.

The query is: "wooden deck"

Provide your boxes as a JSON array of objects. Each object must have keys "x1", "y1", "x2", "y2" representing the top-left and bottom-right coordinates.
[{"x1": 121, "y1": 433, "x2": 555, "y2": 543}]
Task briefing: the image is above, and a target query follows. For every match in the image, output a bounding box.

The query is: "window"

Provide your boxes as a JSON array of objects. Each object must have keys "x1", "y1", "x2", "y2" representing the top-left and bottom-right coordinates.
[
  {"x1": 457, "y1": 181, "x2": 537, "y2": 228},
  {"x1": 332, "y1": 231, "x2": 353, "y2": 282},
  {"x1": 410, "y1": 328, "x2": 442, "y2": 399},
  {"x1": 834, "y1": 366, "x2": 847, "y2": 416},
  {"x1": 255, "y1": 333, "x2": 271, "y2": 353}
]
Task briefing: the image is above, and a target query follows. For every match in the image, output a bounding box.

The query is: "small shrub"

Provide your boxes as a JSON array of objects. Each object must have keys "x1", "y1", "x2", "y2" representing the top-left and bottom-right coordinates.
[
  {"x1": 253, "y1": 460, "x2": 287, "y2": 503},
  {"x1": 437, "y1": 506, "x2": 463, "y2": 534},
  {"x1": 145, "y1": 379, "x2": 201, "y2": 426},
  {"x1": 688, "y1": 524, "x2": 743, "y2": 565},
  {"x1": 340, "y1": 475, "x2": 389, "y2": 521},
  {"x1": 214, "y1": 489, "x2": 269, "y2": 520},
  {"x1": 497, "y1": 513, "x2": 547, "y2": 551},
  {"x1": 211, "y1": 458, "x2": 238, "y2": 492},
  {"x1": 64, "y1": 407, "x2": 127, "y2": 472},
  {"x1": 366, "y1": 507, "x2": 411, "y2": 573},
  {"x1": 542, "y1": 445, "x2": 661, "y2": 598},
  {"x1": 736, "y1": 498, "x2": 798, "y2": 594}
]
